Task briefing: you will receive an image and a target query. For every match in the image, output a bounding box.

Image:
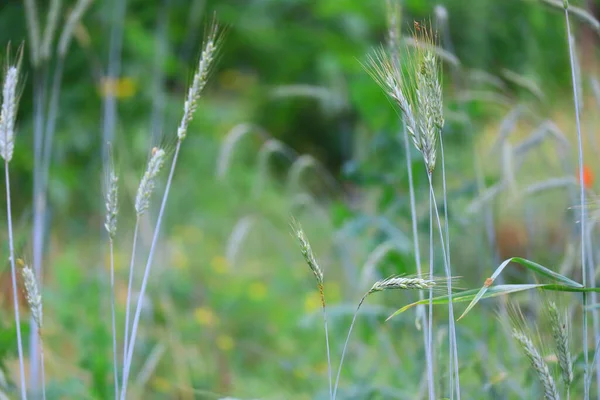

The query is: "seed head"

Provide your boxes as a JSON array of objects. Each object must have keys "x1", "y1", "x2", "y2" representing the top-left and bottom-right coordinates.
[
  {"x1": 512, "y1": 329, "x2": 560, "y2": 400},
  {"x1": 104, "y1": 170, "x2": 119, "y2": 238},
  {"x1": 177, "y1": 20, "x2": 221, "y2": 140},
  {"x1": 21, "y1": 264, "x2": 42, "y2": 328},
  {"x1": 135, "y1": 148, "x2": 166, "y2": 215},
  {"x1": 291, "y1": 219, "x2": 323, "y2": 285},
  {"x1": 365, "y1": 22, "x2": 443, "y2": 174},
  {"x1": 548, "y1": 302, "x2": 573, "y2": 387},
  {"x1": 0, "y1": 66, "x2": 19, "y2": 162},
  {"x1": 368, "y1": 276, "x2": 436, "y2": 294}
]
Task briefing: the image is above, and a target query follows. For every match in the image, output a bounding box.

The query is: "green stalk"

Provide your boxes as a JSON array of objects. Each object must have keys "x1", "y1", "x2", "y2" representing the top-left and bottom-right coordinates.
[{"x1": 564, "y1": 3, "x2": 589, "y2": 399}]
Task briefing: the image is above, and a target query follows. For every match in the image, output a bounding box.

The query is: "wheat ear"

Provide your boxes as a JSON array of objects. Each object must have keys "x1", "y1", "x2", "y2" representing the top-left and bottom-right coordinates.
[
  {"x1": 512, "y1": 329, "x2": 560, "y2": 400},
  {"x1": 21, "y1": 262, "x2": 46, "y2": 400},
  {"x1": 548, "y1": 302, "x2": 573, "y2": 397}
]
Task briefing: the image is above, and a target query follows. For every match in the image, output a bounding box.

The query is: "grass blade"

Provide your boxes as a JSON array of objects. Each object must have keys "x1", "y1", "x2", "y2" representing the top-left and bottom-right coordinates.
[
  {"x1": 387, "y1": 284, "x2": 545, "y2": 320},
  {"x1": 458, "y1": 257, "x2": 582, "y2": 320}
]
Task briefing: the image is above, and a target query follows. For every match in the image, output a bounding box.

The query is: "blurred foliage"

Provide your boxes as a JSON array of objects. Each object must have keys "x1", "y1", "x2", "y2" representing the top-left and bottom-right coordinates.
[{"x1": 0, "y1": 0, "x2": 595, "y2": 398}]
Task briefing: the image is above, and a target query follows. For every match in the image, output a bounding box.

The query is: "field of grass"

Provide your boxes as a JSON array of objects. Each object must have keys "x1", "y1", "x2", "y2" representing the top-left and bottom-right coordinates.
[{"x1": 1, "y1": 0, "x2": 600, "y2": 399}]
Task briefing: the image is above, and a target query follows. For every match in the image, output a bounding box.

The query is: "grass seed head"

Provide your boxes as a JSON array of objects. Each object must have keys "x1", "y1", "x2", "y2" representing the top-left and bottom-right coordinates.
[
  {"x1": 368, "y1": 276, "x2": 436, "y2": 294},
  {"x1": 365, "y1": 21, "x2": 443, "y2": 174},
  {"x1": 104, "y1": 170, "x2": 119, "y2": 238},
  {"x1": 512, "y1": 328, "x2": 560, "y2": 400},
  {"x1": 291, "y1": 219, "x2": 323, "y2": 285},
  {"x1": 21, "y1": 264, "x2": 42, "y2": 328},
  {"x1": 0, "y1": 66, "x2": 19, "y2": 162},
  {"x1": 177, "y1": 19, "x2": 222, "y2": 141},
  {"x1": 135, "y1": 148, "x2": 166, "y2": 216},
  {"x1": 548, "y1": 301, "x2": 573, "y2": 387}
]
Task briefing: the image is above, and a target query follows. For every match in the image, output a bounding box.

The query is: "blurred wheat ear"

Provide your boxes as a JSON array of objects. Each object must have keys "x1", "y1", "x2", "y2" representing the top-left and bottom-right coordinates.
[{"x1": 21, "y1": 261, "x2": 46, "y2": 400}]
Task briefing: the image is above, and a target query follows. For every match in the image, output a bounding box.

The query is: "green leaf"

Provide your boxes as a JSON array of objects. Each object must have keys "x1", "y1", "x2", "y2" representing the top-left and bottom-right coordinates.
[
  {"x1": 386, "y1": 284, "x2": 544, "y2": 321},
  {"x1": 458, "y1": 257, "x2": 582, "y2": 320}
]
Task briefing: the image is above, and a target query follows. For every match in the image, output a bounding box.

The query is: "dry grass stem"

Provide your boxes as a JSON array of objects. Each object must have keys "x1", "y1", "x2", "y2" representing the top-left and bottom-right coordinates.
[
  {"x1": 57, "y1": 0, "x2": 94, "y2": 58},
  {"x1": 41, "y1": 0, "x2": 63, "y2": 61}
]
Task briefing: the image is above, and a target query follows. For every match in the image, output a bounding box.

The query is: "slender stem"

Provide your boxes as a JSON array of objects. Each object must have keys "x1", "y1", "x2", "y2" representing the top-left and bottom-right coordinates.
[
  {"x1": 332, "y1": 294, "x2": 368, "y2": 400},
  {"x1": 440, "y1": 135, "x2": 460, "y2": 399},
  {"x1": 109, "y1": 238, "x2": 119, "y2": 399},
  {"x1": 585, "y1": 223, "x2": 600, "y2": 400},
  {"x1": 427, "y1": 173, "x2": 459, "y2": 400},
  {"x1": 320, "y1": 289, "x2": 333, "y2": 400},
  {"x1": 122, "y1": 220, "x2": 140, "y2": 363},
  {"x1": 565, "y1": 7, "x2": 588, "y2": 399},
  {"x1": 31, "y1": 65, "x2": 48, "y2": 394},
  {"x1": 102, "y1": 0, "x2": 127, "y2": 166},
  {"x1": 39, "y1": 329, "x2": 46, "y2": 400},
  {"x1": 41, "y1": 58, "x2": 64, "y2": 190},
  {"x1": 5, "y1": 161, "x2": 26, "y2": 400},
  {"x1": 401, "y1": 122, "x2": 432, "y2": 398},
  {"x1": 428, "y1": 171, "x2": 435, "y2": 400},
  {"x1": 121, "y1": 142, "x2": 181, "y2": 399}
]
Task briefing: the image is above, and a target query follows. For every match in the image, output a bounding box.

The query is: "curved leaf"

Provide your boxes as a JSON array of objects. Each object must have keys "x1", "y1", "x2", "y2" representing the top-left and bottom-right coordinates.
[
  {"x1": 386, "y1": 284, "x2": 544, "y2": 321},
  {"x1": 458, "y1": 257, "x2": 582, "y2": 320}
]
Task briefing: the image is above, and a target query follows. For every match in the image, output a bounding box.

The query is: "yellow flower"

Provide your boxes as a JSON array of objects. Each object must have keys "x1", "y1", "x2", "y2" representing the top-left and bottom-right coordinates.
[
  {"x1": 194, "y1": 307, "x2": 217, "y2": 327},
  {"x1": 248, "y1": 281, "x2": 267, "y2": 301},
  {"x1": 172, "y1": 247, "x2": 189, "y2": 270},
  {"x1": 216, "y1": 335, "x2": 234, "y2": 351},
  {"x1": 314, "y1": 362, "x2": 328, "y2": 374},
  {"x1": 293, "y1": 367, "x2": 308, "y2": 380},
  {"x1": 151, "y1": 376, "x2": 171, "y2": 392},
  {"x1": 211, "y1": 256, "x2": 229, "y2": 274},
  {"x1": 304, "y1": 291, "x2": 321, "y2": 313},
  {"x1": 98, "y1": 77, "x2": 137, "y2": 99},
  {"x1": 104, "y1": 250, "x2": 125, "y2": 272},
  {"x1": 327, "y1": 282, "x2": 341, "y2": 302}
]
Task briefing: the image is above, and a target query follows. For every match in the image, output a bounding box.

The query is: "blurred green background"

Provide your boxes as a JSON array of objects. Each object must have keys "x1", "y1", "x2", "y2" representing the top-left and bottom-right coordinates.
[{"x1": 0, "y1": 0, "x2": 598, "y2": 398}]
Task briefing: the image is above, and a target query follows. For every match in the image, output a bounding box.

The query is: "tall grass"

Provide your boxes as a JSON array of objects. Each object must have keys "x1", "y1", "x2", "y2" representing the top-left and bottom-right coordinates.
[
  {"x1": 119, "y1": 20, "x2": 222, "y2": 399},
  {"x1": 0, "y1": 51, "x2": 26, "y2": 400},
  {"x1": 564, "y1": 2, "x2": 589, "y2": 398},
  {"x1": 365, "y1": 22, "x2": 459, "y2": 398}
]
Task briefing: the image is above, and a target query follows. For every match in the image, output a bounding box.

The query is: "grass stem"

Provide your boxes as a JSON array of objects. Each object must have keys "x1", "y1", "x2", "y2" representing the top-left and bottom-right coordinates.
[
  {"x1": 109, "y1": 238, "x2": 119, "y2": 399},
  {"x1": 123, "y1": 220, "x2": 140, "y2": 364},
  {"x1": 427, "y1": 172, "x2": 459, "y2": 399},
  {"x1": 121, "y1": 142, "x2": 181, "y2": 399},
  {"x1": 5, "y1": 161, "x2": 26, "y2": 400},
  {"x1": 565, "y1": 4, "x2": 589, "y2": 399}
]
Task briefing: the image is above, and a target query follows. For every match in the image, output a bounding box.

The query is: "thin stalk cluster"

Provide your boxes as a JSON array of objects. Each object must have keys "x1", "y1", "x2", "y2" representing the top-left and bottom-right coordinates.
[
  {"x1": 24, "y1": 0, "x2": 93, "y2": 391},
  {"x1": 366, "y1": 22, "x2": 459, "y2": 398},
  {"x1": 120, "y1": 20, "x2": 221, "y2": 400},
  {"x1": 385, "y1": 2, "x2": 432, "y2": 397}
]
